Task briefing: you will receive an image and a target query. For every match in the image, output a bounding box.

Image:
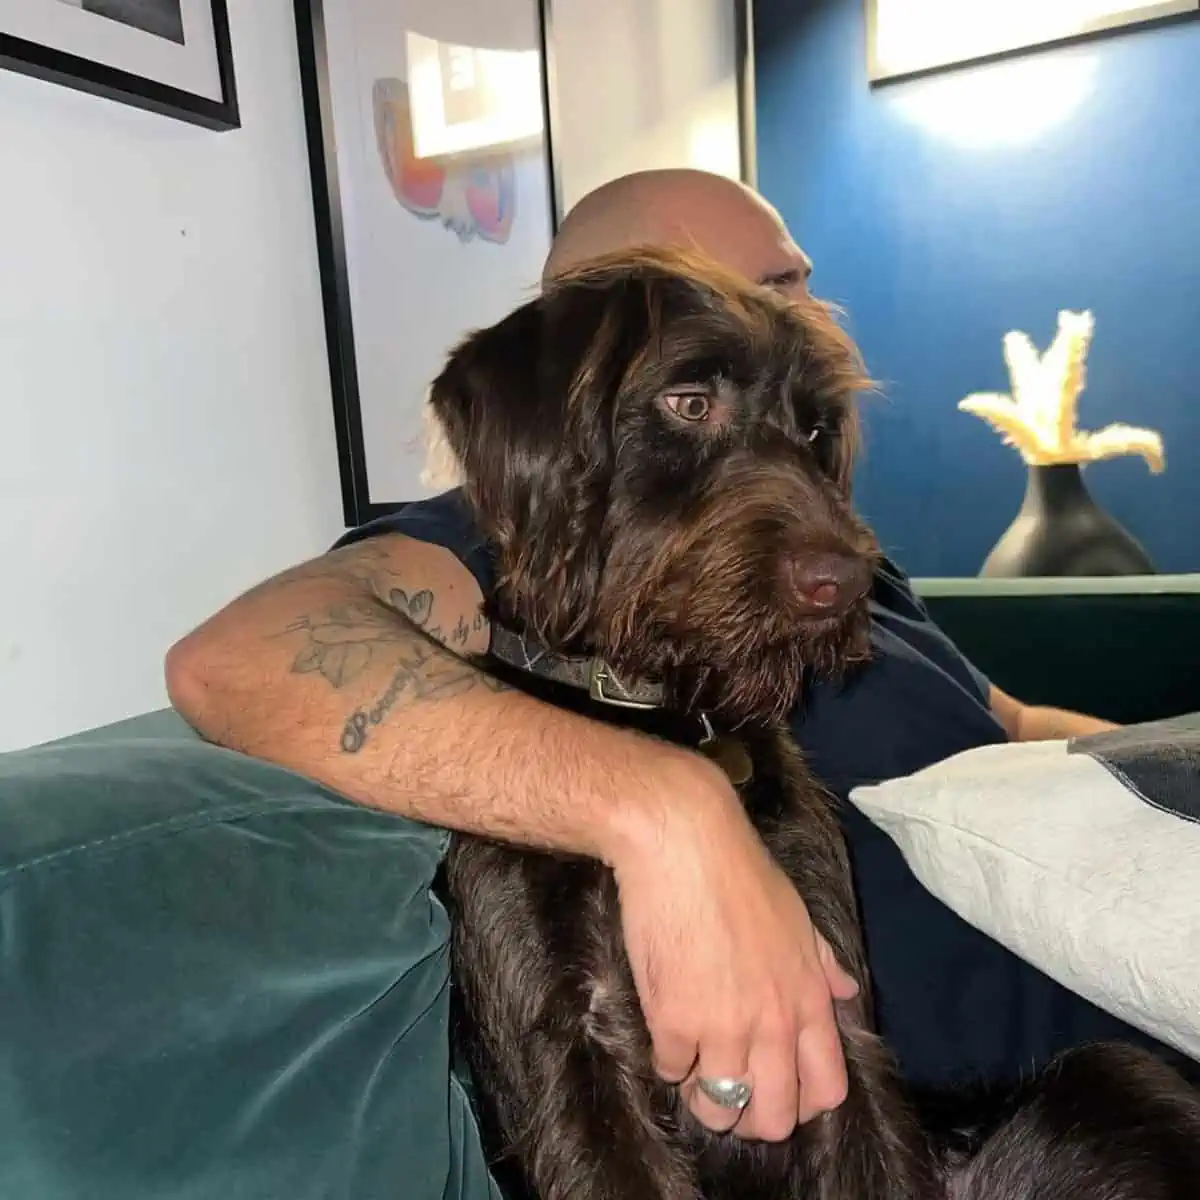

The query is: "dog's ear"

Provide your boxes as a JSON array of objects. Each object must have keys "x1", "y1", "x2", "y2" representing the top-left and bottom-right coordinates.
[
  {"x1": 829, "y1": 397, "x2": 861, "y2": 495},
  {"x1": 427, "y1": 286, "x2": 640, "y2": 646}
]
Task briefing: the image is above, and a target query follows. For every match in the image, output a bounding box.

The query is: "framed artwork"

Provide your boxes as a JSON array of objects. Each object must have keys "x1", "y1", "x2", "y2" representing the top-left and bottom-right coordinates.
[
  {"x1": 867, "y1": 0, "x2": 1200, "y2": 84},
  {"x1": 0, "y1": 1, "x2": 238, "y2": 129},
  {"x1": 294, "y1": 0, "x2": 559, "y2": 527}
]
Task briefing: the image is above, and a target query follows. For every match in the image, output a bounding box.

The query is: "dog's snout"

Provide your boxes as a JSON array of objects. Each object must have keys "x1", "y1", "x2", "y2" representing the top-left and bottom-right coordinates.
[{"x1": 786, "y1": 552, "x2": 872, "y2": 616}]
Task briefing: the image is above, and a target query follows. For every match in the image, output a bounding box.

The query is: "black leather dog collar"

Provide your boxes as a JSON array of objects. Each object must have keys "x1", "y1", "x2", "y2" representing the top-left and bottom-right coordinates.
[
  {"x1": 488, "y1": 625, "x2": 665, "y2": 710},
  {"x1": 487, "y1": 624, "x2": 753, "y2": 786}
]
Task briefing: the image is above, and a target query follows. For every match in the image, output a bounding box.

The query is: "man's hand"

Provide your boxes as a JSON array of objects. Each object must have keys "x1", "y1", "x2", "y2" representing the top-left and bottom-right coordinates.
[{"x1": 608, "y1": 754, "x2": 857, "y2": 1142}]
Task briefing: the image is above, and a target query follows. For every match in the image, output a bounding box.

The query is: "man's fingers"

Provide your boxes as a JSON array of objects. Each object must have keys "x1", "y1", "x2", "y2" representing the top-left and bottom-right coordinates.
[
  {"x1": 651, "y1": 1030, "x2": 699, "y2": 1086},
  {"x1": 795, "y1": 1009, "x2": 849, "y2": 1125},
  {"x1": 683, "y1": 1039, "x2": 751, "y2": 1134},
  {"x1": 824, "y1": 962, "x2": 860, "y2": 1002},
  {"x1": 815, "y1": 933, "x2": 860, "y2": 1001},
  {"x1": 742, "y1": 1024, "x2": 801, "y2": 1142}
]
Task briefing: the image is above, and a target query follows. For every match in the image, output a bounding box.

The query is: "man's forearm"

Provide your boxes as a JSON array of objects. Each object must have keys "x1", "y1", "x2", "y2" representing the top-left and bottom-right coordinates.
[
  {"x1": 989, "y1": 684, "x2": 1118, "y2": 742},
  {"x1": 166, "y1": 544, "x2": 716, "y2": 866},
  {"x1": 1015, "y1": 704, "x2": 1119, "y2": 742}
]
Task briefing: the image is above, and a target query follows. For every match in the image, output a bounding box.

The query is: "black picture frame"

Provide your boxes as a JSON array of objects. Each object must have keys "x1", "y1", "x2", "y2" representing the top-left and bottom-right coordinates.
[
  {"x1": 294, "y1": 0, "x2": 561, "y2": 529},
  {"x1": 734, "y1": 0, "x2": 757, "y2": 190},
  {"x1": 0, "y1": 3, "x2": 239, "y2": 131}
]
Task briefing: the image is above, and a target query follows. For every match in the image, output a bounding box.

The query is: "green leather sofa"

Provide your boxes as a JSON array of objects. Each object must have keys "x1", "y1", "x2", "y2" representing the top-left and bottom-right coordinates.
[
  {"x1": 1, "y1": 580, "x2": 1197, "y2": 1199},
  {"x1": 918, "y1": 576, "x2": 1200, "y2": 725}
]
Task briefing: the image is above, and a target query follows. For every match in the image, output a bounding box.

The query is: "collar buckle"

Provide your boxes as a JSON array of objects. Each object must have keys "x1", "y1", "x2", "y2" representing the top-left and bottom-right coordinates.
[{"x1": 588, "y1": 660, "x2": 659, "y2": 710}]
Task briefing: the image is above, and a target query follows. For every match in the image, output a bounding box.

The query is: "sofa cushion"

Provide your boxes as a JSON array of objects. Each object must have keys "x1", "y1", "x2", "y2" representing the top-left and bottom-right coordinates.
[
  {"x1": 0, "y1": 711, "x2": 497, "y2": 1200},
  {"x1": 851, "y1": 715, "x2": 1200, "y2": 1065}
]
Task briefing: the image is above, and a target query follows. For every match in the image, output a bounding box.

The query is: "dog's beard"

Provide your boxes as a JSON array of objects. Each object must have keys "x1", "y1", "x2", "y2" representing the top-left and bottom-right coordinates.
[
  {"x1": 655, "y1": 605, "x2": 873, "y2": 725},
  {"x1": 595, "y1": 547, "x2": 875, "y2": 726},
  {"x1": 589, "y1": 478, "x2": 877, "y2": 724}
]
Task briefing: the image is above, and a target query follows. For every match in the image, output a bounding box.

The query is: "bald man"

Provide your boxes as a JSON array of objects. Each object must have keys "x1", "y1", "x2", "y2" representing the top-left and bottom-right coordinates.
[{"x1": 169, "y1": 170, "x2": 1170, "y2": 1152}]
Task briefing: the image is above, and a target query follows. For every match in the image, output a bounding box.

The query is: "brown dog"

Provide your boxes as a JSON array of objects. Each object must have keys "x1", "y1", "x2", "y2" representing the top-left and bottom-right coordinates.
[{"x1": 426, "y1": 248, "x2": 1200, "y2": 1200}]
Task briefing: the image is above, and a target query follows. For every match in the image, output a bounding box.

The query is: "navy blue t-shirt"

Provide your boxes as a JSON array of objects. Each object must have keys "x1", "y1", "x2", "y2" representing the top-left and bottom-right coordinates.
[{"x1": 337, "y1": 490, "x2": 1188, "y2": 1088}]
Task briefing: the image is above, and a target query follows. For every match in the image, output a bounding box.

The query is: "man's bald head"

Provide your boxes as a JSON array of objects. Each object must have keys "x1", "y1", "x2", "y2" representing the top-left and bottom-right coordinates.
[{"x1": 542, "y1": 169, "x2": 812, "y2": 301}]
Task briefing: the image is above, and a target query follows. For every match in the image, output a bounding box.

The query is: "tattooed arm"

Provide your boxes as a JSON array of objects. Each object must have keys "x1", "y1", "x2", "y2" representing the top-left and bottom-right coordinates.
[
  {"x1": 165, "y1": 532, "x2": 710, "y2": 856},
  {"x1": 166, "y1": 531, "x2": 859, "y2": 1138}
]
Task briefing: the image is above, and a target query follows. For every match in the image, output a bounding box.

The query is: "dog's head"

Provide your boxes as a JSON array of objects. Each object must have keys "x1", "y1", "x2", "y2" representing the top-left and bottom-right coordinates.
[{"x1": 427, "y1": 246, "x2": 878, "y2": 723}]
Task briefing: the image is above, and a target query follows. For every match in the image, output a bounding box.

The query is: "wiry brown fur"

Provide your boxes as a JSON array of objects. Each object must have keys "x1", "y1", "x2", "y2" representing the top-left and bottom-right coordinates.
[{"x1": 427, "y1": 248, "x2": 1200, "y2": 1200}]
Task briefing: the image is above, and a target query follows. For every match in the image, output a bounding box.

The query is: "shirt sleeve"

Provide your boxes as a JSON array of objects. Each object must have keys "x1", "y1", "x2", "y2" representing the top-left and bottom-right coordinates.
[
  {"x1": 330, "y1": 489, "x2": 496, "y2": 597},
  {"x1": 959, "y1": 650, "x2": 993, "y2": 706},
  {"x1": 873, "y1": 555, "x2": 993, "y2": 703}
]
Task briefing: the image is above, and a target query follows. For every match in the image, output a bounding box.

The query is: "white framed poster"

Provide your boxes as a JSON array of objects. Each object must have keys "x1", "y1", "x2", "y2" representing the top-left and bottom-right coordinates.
[{"x1": 295, "y1": 0, "x2": 557, "y2": 524}]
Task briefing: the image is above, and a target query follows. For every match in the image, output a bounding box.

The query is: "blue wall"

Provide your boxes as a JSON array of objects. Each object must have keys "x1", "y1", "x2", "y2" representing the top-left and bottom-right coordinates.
[{"x1": 756, "y1": 1, "x2": 1200, "y2": 576}]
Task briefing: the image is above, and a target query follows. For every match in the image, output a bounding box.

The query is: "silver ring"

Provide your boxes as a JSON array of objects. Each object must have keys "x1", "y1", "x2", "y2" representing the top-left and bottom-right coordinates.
[{"x1": 696, "y1": 1076, "x2": 753, "y2": 1111}]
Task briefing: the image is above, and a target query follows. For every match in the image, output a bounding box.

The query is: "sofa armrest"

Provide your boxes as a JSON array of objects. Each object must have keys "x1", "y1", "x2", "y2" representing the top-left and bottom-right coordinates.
[
  {"x1": 915, "y1": 577, "x2": 1200, "y2": 726},
  {"x1": 0, "y1": 713, "x2": 498, "y2": 1200}
]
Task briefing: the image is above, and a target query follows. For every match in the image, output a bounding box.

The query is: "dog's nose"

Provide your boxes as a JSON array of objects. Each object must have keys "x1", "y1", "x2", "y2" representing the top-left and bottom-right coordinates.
[{"x1": 788, "y1": 553, "x2": 871, "y2": 616}]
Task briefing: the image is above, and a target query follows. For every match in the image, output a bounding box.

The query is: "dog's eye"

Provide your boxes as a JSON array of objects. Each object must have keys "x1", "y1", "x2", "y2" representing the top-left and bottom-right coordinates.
[
  {"x1": 663, "y1": 389, "x2": 712, "y2": 423},
  {"x1": 806, "y1": 418, "x2": 839, "y2": 444}
]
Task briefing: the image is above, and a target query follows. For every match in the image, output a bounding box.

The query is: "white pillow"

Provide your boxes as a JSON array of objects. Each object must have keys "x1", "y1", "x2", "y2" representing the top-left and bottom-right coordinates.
[{"x1": 850, "y1": 717, "x2": 1200, "y2": 1062}]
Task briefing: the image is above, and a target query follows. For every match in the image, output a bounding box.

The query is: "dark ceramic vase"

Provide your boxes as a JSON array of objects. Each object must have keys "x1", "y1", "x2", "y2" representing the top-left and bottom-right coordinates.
[{"x1": 981, "y1": 463, "x2": 1157, "y2": 578}]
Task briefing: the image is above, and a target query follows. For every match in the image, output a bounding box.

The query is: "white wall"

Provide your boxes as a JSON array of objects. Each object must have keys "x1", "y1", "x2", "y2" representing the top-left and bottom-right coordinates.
[
  {"x1": 0, "y1": 0, "x2": 744, "y2": 753},
  {"x1": 0, "y1": 4, "x2": 343, "y2": 751},
  {"x1": 549, "y1": 0, "x2": 742, "y2": 215}
]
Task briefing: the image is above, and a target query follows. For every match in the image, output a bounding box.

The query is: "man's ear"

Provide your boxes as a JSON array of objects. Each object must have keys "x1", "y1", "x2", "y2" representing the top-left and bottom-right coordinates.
[{"x1": 426, "y1": 291, "x2": 623, "y2": 647}]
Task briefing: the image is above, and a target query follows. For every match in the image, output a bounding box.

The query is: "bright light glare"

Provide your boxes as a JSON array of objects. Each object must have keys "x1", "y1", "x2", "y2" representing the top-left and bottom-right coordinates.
[
  {"x1": 407, "y1": 32, "x2": 544, "y2": 159},
  {"x1": 888, "y1": 52, "x2": 1099, "y2": 148}
]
